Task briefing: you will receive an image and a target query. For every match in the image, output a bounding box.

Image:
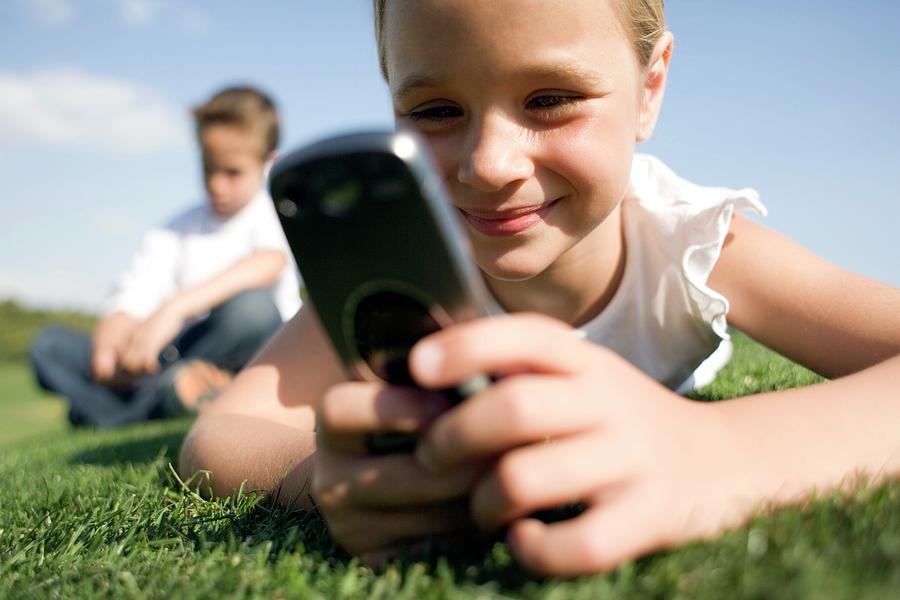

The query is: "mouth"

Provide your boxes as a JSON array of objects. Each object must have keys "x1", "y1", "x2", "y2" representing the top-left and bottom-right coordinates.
[{"x1": 457, "y1": 198, "x2": 561, "y2": 236}]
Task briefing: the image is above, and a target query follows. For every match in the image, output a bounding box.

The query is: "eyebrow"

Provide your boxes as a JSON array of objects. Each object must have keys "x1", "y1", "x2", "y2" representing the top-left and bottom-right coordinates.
[
  {"x1": 517, "y1": 63, "x2": 613, "y2": 88},
  {"x1": 392, "y1": 62, "x2": 613, "y2": 100},
  {"x1": 392, "y1": 74, "x2": 441, "y2": 100}
]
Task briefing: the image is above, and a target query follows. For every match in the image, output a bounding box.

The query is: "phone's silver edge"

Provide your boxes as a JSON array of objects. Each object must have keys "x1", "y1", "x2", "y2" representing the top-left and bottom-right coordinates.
[{"x1": 270, "y1": 130, "x2": 503, "y2": 318}]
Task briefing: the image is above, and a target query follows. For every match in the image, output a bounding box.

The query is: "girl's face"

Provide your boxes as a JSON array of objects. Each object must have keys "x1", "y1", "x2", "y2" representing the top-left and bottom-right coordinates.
[{"x1": 384, "y1": 0, "x2": 666, "y2": 282}]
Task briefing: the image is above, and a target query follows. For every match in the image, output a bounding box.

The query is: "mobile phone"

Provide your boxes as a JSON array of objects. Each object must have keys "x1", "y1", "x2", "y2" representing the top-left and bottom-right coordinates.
[{"x1": 269, "y1": 131, "x2": 497, "y2": 452}]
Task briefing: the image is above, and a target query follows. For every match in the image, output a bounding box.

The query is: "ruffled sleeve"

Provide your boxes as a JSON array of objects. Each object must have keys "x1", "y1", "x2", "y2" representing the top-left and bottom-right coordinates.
[
  {"x1": 578, "y1": 154, "x2": 767, "y2": 391},
  {"x1": 630, "y1": 154, "x2": 767, "y2": 342}
]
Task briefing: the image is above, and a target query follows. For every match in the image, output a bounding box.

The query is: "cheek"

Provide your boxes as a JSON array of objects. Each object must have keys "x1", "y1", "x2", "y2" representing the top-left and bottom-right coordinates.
[
  {"x1": 239, "y1": 172, "x2": 263, "y2": 194},
  {"x1": 540, "y1": 115, "x2": 635, "y2": 212},
  {"x1": 416, "y1": 133, "x2": 459, "y2": 182}
]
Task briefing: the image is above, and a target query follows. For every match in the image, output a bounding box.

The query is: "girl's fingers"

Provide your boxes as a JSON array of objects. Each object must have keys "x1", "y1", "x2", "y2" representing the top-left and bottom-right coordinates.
[
  {"x1": 470, "y1": 432, "x2": 633, "y2": 530},
  {"x1": 319, "y1": 382, "x2": 449, "y2": 435},
  {"x1": 417, "y1": 374, "x2": 601, "y2": 472},
  {"x1": 409, "y1": 313, "x2": 603, "y2": 388},
  {"x1": 507, "y1": 496, "x2": 654, "y2": 577},
  {"x1": 314, "y1": 450, "x2": 482, "y2": 508},
  {"x1": 326, "y1": 500, "x2": 471, "y2": 556},
  {"x1": 318, "y1": 383, "x2": 450, "y2": 454}
]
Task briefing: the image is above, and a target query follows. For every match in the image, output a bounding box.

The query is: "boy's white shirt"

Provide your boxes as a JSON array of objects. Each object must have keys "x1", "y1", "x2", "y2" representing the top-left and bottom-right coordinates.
[
  {"x1": 103, "y1": 187, "x2": 302, "y2": 323},
  {"x1": 577, "y1": 154, "x2": 767, "y2": 393}
]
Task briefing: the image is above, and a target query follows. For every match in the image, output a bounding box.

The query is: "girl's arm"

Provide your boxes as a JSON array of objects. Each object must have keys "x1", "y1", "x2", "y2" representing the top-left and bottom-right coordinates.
[
  {"x1": 178, "y1": 305, "x2": 345, "y2": 505},
  {"x1": 710, "y1": 353, "x2": 900, "y2": 507},
  {"x1": 708, "y1": 215, "x2": 900, "y2": 377}
]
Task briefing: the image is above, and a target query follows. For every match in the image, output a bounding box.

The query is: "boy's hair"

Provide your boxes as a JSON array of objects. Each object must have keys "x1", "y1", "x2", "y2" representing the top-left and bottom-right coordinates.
[
  {"x1": 372, "y1": 0, "x2": 666, "y2": 79},
  {"x1": 192, "y1": 86, "x2": 280, "y2": 159}
]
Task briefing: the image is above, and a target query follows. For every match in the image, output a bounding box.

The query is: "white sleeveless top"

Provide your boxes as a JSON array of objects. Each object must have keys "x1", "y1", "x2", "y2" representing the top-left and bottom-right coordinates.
[{"x1": 577, "y1": 154, "x2": 766, "y2": 393}]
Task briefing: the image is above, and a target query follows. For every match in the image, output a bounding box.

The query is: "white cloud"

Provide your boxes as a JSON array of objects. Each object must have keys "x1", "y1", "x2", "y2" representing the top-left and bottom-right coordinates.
[
  {"x1": 119, "y1": 0, "x2": 164, "y2": 25},
  {"x1": 114, "y1": 0, "x2": 209, "y2": 32},
  {"x1": 21, "y1": 0, "x2": 73, "y2": 26},
  {"x1": 0, "y1": 67, "x2": 191, "y2": 155},
  {"x1": 20, "y1": 0, "x2": 210, "y2": 32}
]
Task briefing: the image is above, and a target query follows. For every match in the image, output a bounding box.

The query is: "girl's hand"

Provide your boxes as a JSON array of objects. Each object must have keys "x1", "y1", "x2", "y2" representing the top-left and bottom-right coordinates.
[
  {"x1": 312, "y1": 383, "x2": 484, "y2": 558},
  {"x1": 410, "y1": 313, "x2": 754, "y2": 576}
]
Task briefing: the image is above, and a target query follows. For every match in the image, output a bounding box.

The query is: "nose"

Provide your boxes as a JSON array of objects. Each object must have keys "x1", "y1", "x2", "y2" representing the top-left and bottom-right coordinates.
[
  {"x1": 457, "y1": 113, "x2": 534, "y2": 192},
  {"x1": 205, "y1": 171, "x2": 227, "y2": 197}
]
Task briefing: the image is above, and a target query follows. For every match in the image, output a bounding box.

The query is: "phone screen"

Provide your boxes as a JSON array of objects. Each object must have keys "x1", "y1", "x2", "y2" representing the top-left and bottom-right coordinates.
[{"x1": 353, "y1": 290, "x2": 441, "y2": 386}]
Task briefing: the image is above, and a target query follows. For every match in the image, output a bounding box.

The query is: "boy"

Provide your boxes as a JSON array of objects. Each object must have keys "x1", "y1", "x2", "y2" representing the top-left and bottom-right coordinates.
[{"x1": 29, "y1": 85, "x2": 301, "y2": 428}]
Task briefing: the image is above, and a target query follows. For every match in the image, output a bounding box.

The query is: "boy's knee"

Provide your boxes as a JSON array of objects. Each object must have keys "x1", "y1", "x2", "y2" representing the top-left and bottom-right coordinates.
[
  {"x1": 28, "y1": 326, "x2": 73, "y2": 368},
  {"x1": 212, "y1": 289, "x2": 282, "y2": 338}
]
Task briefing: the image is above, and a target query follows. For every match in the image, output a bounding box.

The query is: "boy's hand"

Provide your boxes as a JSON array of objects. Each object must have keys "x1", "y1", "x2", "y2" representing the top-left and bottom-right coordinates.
[
  {"x1": 91, "y1": 311, "x2": 138, "y2": 385},
  {"x1": 91, "y1": 343, "x2": 119, "y2": 383},
  {"x1": 409, "y1": 313, "x2": 752, "y2": 576},
  {"x1": 313, "y1": 383, "x2": 483, "y2": 557},
  {"x1": 120, "y1": 302, "x2": 188, "y2": 376}
]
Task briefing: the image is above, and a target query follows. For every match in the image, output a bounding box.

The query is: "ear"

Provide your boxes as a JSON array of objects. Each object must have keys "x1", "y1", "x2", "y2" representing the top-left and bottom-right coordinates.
[
  {"x1": 261, "y1": 151, "x2": 278, "y2": 180},
  {"x1": 263, "y1": 150, "x2": 278, "y2": 172},
  {"x1": 636, "y1": 31, "x2": 674, "y2": 142}
]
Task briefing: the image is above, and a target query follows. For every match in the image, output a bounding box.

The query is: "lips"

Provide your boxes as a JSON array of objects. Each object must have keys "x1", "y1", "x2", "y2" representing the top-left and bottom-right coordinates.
[{"x1": 458, "y1": 199, "x2": 560, "y2": 236}]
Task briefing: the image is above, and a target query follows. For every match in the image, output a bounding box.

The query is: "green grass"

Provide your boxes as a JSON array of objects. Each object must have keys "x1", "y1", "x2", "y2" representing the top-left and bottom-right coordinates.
[
  {"x1": 0, "y1": 300, "x2": 95, "y2": 364},
  {"x1": 0, "y1": 363, "x2": 67, "y2": 447},
  {"x1": 2, "y1": 328, "x2": 900, "y2": 598}
]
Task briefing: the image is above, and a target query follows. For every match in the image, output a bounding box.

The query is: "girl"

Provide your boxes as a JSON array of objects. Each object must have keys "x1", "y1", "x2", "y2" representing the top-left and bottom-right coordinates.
[{"x1": 180, "y1": 0, "x2": 900, "y2": 576}]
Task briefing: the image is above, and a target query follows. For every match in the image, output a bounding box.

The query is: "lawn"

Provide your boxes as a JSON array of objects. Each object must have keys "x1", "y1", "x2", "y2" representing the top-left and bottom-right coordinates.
[
  {"x1": 2, "y1": 324, "x2": 900, "y2": 598},
  {"x1": 0, "y1": 363, "x2": 67, "y2": 448}
]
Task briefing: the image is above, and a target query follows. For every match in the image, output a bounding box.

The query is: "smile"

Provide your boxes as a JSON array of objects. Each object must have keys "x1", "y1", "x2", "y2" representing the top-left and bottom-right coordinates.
[{"x1": 458, "y1": 199, "x2": 561, "y2": 236}]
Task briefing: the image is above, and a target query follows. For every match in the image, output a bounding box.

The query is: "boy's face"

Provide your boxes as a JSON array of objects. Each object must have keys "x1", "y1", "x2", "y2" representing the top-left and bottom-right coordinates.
[
  {"x1": 199, "y1": 125, "x2": 267, "y2": 217},
  {"x1": 384, "y1": 0, "x2": 666, "y2": 282}
]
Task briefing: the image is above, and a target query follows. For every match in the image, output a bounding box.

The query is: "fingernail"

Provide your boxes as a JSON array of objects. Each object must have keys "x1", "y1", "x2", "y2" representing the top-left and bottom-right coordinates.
[{"x1": 412, "y1": 341, "x2": 443, "y2": 381}]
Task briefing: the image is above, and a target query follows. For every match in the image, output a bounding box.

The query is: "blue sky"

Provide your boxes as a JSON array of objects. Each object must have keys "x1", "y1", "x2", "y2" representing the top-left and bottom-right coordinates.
[{"x1": 1, "y1": 0, "x2": 898, "y2": 310}]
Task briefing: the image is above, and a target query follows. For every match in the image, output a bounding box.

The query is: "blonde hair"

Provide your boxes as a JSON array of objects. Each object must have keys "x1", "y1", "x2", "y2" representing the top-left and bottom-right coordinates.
[
  {"x1": 372, "y1": 0, "x2": 666, "y2": 80},
  {"x1": 192, "y1": 86, "x2": 280, "y2": 158}
]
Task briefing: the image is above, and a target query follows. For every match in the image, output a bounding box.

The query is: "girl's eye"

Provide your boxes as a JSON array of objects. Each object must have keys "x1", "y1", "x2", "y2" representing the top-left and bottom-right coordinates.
[
  {"x1": 526, "y1": 94, "x2": 582, "y2": 111},
  {"x1": 408, "y1": 105, "x2": 463, "y2": 122}
]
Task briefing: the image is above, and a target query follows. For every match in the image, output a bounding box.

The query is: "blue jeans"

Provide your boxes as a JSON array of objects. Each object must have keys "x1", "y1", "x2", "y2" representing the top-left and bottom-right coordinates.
[{"x1": 28, "y1": 289, "x2": 283, "y2": 428}]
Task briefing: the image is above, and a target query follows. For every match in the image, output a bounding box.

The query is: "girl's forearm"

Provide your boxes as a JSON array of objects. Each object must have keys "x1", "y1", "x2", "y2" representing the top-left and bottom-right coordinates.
[
  {"x1": 713, "y1": 353, "x2": 900, "y2": 511},
  {"x1": 179, "y1": 412, "x2": 317, "y2": 509}
]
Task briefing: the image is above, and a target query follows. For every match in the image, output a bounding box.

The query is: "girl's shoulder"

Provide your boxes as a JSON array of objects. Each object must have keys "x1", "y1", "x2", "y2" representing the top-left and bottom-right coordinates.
[{"x1": 629, "y1": 154, "x2": 765, "y2": 217}]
